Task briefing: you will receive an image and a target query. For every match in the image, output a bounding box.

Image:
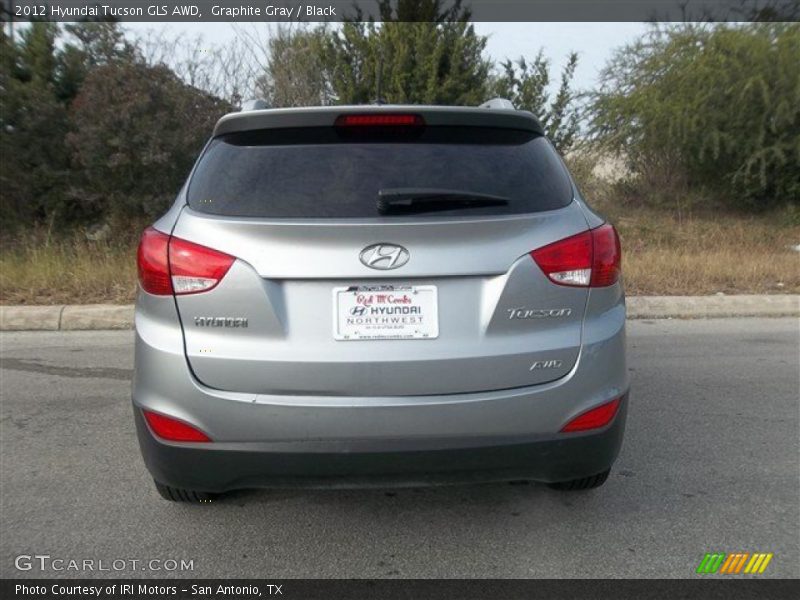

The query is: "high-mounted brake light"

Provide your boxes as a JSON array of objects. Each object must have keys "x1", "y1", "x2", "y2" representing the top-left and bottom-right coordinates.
[
  {"x1": 561, "y1": 397, "x2": 621, "y2": 433},
  {"x1": 143, "y1": 409, "x2": 212, "y2": 443},
  {"x1": 334, "y1": 113, "x2": 425, "y2": 127},
  {"x1": 530, "y1": 223, "x2": 621, "y2": 287},
  {"x1": 136, "y1": 227, "x2": 235, "y2": 296}
]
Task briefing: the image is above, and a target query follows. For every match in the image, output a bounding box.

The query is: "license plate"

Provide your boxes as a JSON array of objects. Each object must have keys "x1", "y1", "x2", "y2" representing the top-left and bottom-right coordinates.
[{"x1": 333, "y1": 285, "x2": 439, "y2": 341}]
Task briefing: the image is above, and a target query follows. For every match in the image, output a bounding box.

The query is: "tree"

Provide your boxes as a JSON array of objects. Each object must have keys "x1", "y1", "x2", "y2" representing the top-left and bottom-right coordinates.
[
  {"x1": 255, "y1": 24, "x2": 333, "y2": 107},
  {"x1": 0, "y1": 23, "x2": 71, "y2": 227},
  {"x1": 63, "y1": 21, "x2": 136, "y2": 67},
  {"x1": 0, "y1": 21, "x2": 142, "y2": 227},
  {"x1": 492, "y1": 51, "x2": 580, "y2": 153},
  {"x1": 57, "y1": 21, "x2": 137, "y2": 100},
  {"x1": 66, "y1": 63, "x2": 230, "y2": 221},
  {"x1": 322, "y1": 0, "x2": 491, "y2": 106},
  {"x1": 589, "y1": 23, "x2": 800, "y2": 209},
  {"x1": 136, "y1": 28, "x2": 256, "y2": 105}
]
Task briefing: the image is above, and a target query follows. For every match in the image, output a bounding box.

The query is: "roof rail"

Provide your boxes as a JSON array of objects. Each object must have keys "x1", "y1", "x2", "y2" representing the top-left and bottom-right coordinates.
[
  {"x1": 240, "y1": 99, "x2": 270, "y2": 111},
  {"x1": 479, "y1": 98, "x2": 515, "y2": 110}
]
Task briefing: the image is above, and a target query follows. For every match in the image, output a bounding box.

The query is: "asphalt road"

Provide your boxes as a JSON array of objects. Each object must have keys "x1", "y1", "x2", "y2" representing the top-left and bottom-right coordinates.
[{"x1": 1, "y1": 319, "x2": 798, "y2": 579}]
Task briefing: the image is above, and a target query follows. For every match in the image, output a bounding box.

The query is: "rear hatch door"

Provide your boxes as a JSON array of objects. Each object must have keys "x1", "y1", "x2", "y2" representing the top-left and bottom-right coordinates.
[{"x1": 173, "y1": 116, "x2": 589, "y2": 396}]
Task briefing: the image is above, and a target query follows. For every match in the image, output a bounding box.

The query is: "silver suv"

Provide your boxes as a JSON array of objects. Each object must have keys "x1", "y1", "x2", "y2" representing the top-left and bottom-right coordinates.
[{"x1": 133, "y1": 103, "x2": 628, "y2": 502}]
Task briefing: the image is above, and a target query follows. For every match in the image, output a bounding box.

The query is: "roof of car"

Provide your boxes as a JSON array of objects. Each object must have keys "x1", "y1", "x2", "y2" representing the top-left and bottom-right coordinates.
[{"x1": 213, "y1": 104, "x2": 544, "y2": 137}]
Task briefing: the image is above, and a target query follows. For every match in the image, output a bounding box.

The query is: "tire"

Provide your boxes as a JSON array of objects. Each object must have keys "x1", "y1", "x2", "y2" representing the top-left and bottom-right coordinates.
[
  {"x1": 153, "y1": 480, "x2": 216, "y2": 503},
  {"x1": 547, "y1": 469, "x2": 610, "y2": 491}
]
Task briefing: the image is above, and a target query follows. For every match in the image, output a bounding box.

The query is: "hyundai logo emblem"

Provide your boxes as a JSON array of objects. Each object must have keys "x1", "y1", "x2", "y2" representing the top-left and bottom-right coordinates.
[{"x1": 359, "y1": 244, "x2": 410, "y2": 270}]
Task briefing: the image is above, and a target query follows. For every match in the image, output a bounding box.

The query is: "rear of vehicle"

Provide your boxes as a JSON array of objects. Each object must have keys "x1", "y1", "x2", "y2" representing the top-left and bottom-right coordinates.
[{"x1": 132, "y1": 105, "x2": 628, "y2": 501}]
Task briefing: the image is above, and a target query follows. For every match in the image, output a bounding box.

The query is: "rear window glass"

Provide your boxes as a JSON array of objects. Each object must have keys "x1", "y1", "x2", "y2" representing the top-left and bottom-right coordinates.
[{"x1": 187, "y1": 126, "x2": 573, "y2": 218}]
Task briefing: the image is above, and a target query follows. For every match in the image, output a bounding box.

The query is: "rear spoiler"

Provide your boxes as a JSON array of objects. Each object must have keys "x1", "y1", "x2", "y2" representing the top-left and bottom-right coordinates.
[{"x1": 213, "y1": 103, "x2": 543, "y2": 137}]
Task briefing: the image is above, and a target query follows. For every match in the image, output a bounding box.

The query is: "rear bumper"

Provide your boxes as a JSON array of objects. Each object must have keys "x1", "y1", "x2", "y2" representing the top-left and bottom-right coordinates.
[{"x1": 135, "y1": 396, "x2": 627, "y2": 492}]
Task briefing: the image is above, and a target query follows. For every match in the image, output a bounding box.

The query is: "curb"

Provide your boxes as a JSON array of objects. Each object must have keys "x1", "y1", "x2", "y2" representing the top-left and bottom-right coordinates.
[
  {"x1": 1, "y1": 304, "x2": 134, "y2": 332},
  {"x1": 626, "y1": 295, "x2": 800, "y2": 320},
  {"x1": 60, "y1": 304, "x2": 135, "y2": 331},
  {"x1": 1, "y1": 295, "x2": 797, "y2": 332}
]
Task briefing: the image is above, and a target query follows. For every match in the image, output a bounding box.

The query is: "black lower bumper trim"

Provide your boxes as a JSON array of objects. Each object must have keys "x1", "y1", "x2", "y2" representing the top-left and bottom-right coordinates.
[{"x1": 134, "y1": 397, "x2": 627, "y2": 492}]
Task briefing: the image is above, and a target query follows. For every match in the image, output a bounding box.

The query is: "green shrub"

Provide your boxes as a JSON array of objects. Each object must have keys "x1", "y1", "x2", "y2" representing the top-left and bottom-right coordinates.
[
  {"x1": 66, "y1": 63, "x2": 230, "y2": 220},
  {"x1": 589, "y1": 23, "x2": 800, "y2": 210}
]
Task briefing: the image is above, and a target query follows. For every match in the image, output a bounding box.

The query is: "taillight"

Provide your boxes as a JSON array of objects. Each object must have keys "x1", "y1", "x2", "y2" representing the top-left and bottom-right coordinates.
[
  {"x1": 531, "y1": 230, "x2": 592, "y2": 286},
  {"x1": 137, "y1": 227, "x2": 172, "y2": 295},
  {"x1": 136, "y1": 227, "x2": 235, "y2": 296},
  {"x1": 530, "y1": 223, "x2": 621, "y2": 287},
  {"x1": 561, "y1": 398, "x2": 621, "y2": 433},
  {"x1": 143, "y1": 409, "x2": 212, "y2": 443},
  {"x1": 589, "y1": 223, "x2": 622, "y2": 287},
  {"x1": 334, "y1": 113, "x2": 424, "y2": 127},
  {"x1": 169, "y1": 236, "x2": 234, "y2": 295}
]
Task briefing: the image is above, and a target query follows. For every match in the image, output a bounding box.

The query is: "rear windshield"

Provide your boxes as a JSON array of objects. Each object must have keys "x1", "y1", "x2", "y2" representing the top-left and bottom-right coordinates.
[{"x1": 187, "y1": 126, "x2": 573, "y2": 218}]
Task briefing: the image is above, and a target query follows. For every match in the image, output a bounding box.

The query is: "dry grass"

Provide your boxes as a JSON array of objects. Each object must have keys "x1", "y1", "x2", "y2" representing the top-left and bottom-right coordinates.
[
  {"x1": 0, "y1": 228, "x2": 138, "y2": 305},
  {"x1": 605, "y1": 207, "x2": 799, "y2": 295},
  {"x1": 0, "y1": 207, "x2": 798, "y2": 305},
  {"x1": 566, "y1": 151, "x2": 800, "y2": 296}
]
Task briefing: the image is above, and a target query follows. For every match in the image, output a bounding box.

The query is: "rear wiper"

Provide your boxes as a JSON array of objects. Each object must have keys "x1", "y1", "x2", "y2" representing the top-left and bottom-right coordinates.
[{"x1": 377, "y1": 188, "x2": 510, "y2": 215}]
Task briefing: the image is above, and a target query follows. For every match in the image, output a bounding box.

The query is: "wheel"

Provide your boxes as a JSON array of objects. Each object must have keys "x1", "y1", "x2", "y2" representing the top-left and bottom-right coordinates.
[
  {"x1": 547, "y1": 469, "x2": 610, "y2": 491},
  {"x1": 153, "y1": 480, "x2": 216, "y2": 503}
]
